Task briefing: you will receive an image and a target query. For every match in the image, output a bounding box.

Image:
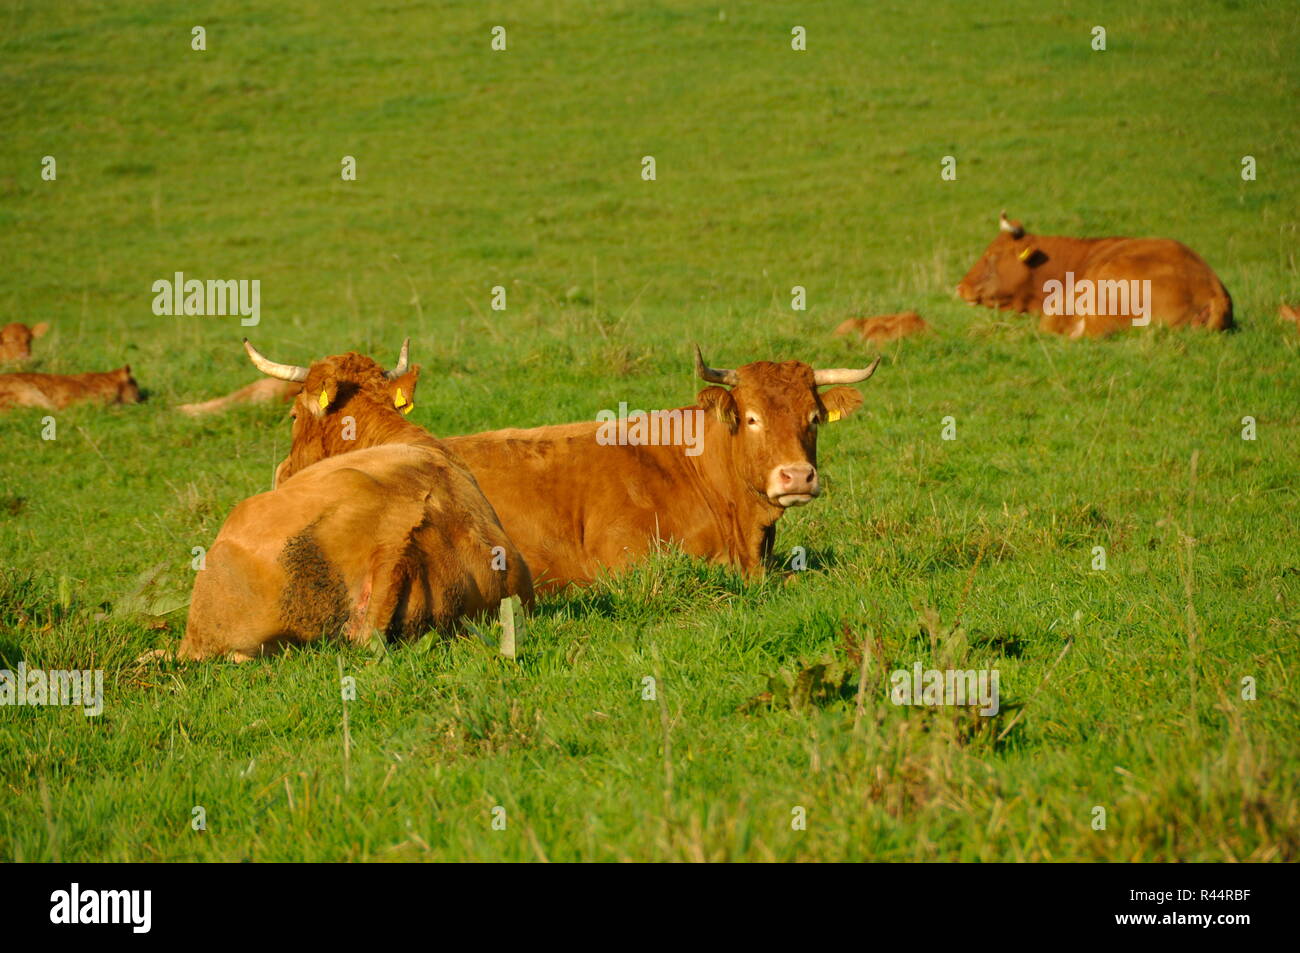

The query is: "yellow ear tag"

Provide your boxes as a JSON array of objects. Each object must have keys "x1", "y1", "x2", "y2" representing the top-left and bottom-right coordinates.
[
  {"x1": 317, "y1": 390, "x2": 329, "y2": 410},
  {"x1": 827, "y1": 410, "x2": 841, "y2": 423},
  {"x1": 394, "y1": 387, "x2": 414, "y2": 414},
  {"x1": 1018, "y1": 247, "x2": 1033, "y2": 261}
]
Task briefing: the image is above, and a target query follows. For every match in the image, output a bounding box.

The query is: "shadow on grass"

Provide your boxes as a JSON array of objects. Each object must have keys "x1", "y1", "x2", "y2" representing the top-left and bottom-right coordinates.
[{"x1": 528, "y1": 546, "x2": 768, "y2": 623}]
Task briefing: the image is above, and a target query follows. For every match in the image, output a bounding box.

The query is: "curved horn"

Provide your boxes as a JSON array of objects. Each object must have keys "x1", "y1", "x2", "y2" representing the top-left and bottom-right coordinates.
[
  {"x1": 999, "y1": 211, "x2": 1016, "y2": 233},
  {"x1": 694, "y1": 344, "x2": 739, "y2": 386},
  {"x1": 384, "y1": 337, "x2": 411, "y2": 379},
  {"x1": 243, "y1": 339, "x2": 308, "y2": 382},
  {"x1": 814, "y1": 356, "x2": 881, "y2": 386}
]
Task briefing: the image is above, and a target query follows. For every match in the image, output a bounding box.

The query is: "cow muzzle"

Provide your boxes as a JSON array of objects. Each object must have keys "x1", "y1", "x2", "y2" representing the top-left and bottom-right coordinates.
[{"x1": 767, "y1": 463, "x2": 820, "y2": 507}]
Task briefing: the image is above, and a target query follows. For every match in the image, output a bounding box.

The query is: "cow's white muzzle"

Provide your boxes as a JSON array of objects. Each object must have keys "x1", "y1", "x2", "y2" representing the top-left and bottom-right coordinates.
[{"x1": 768, "y1": 463, "x2": 819, "y2": 507}]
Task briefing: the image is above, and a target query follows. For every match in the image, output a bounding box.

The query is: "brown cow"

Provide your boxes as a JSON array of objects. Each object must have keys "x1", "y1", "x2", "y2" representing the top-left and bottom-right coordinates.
[
  {"x1": 1280, "y1": 304, "x2": 1300, "y2": 330},
  {"x1": 0, "y1": 322, "x2": 49, "y2": 363},
  {"x1": 0, "y1": 366, "x2": 141, "y2": 411},
  {"x1": 178, "y1": 377, "x2": 301, "y2": 417},
  {"x1": 258, "y1": 344, "x2": 880, "y2": 592},
  {"x1": 178, "y1": 341, "x2": 533, "y2": 661},
  {"x1": 956, "y1": 213, "x2": 1233, "y2": 337},
  {"x1": 833, "y1": 311, "x2": 929, "y2": 344}
]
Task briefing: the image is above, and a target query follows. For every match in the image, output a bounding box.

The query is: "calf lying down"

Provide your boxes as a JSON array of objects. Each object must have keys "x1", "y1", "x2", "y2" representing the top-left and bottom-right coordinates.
[
  {"x1": 180, "y1": 443, "x2": 533, "y2": 661},
  {"x1": 0, "y1": 366, "x2": 141, "y2": 411},
  {"x1": 833, "y1": 311, "x2": 929, "y2": 344},
  {"x1": 178, "y1": 377, "x2": 301, "y2": 417}
]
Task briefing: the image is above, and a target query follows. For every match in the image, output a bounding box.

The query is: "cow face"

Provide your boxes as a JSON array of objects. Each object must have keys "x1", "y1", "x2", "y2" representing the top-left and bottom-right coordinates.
[
  {"x1": 956, "y1": 214, "x2": 1044, "y2": 308},
  {"x1": 0, "y1": 322, "x2": 49, "y2": 362},
  {"x1": 244, "y1": 340, "x2": 421, "y2": 484},
  {"x1": 113, "y1": 365, "x2": 143, "y2": 404},
  {"x1": 694, "y1": 351, "x2": 878, "y2": 509}
]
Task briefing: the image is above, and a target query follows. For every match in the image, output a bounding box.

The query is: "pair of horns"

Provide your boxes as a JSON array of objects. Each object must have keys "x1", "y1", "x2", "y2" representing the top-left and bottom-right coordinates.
[
  {"x1": 243, "y1": 338, "x2": 411, "y2": 383},
  {"x1": 694, "y1": 344, "x2": 880, "y2": 387}
]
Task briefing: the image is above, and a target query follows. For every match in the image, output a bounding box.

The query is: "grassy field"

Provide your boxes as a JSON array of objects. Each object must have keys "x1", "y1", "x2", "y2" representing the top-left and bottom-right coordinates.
[{"x1": 1, "y1": 0, "x2": 1297, "y2": 861}]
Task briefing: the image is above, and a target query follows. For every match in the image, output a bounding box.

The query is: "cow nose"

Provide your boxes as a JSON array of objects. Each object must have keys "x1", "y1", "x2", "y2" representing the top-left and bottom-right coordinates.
[{"x1": 779, "y1": 464, "x2": 816, "y2": 491}]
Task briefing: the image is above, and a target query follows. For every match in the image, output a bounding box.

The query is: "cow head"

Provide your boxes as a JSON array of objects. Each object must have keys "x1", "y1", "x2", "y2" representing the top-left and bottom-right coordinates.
[
  {"x1": 956, "y1": 212, "x2": 1046, "y2": 308},
  {"x1": 0, "y1": 322, "x2": 49, "y2": 362},
  {"x1": 244, "y1": 338, "x2": 422, "y2": 485},
  {"x1": 693, "y1": 346, "x2": 879, "y2": 509},
  {"x1": 108, "y1": 365, "x2": 143, "y2": 404}
]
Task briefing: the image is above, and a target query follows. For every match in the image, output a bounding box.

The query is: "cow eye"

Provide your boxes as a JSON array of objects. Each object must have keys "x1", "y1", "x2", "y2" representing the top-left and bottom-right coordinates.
[{"x1": 746, "y1": 415, "x2": 760, "y2": 428}]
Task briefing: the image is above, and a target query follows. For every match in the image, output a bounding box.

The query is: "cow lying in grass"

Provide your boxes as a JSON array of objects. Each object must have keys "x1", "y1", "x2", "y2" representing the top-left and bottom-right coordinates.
[
  {"x1": 178, "y1": 377, "x2": 301, "y2": 417},
  {"x1": 833, "y1": 311, "x2": 929, "y2": 345},
  {"x1": 956, "y1": 213, "x2": 1233, "y2": 337},
  {"x1": 256, "y1": 342, "x2": 880, "y2": 593},
  {"x1": 0, "y1": 366, "x2": 141, "y2": 411},
  {"x1": 177, "y1": 341, "x2": 532, "y2": 661},
  {"x1": 0, "y1": 322, "x2": 50, "y2": 363}
]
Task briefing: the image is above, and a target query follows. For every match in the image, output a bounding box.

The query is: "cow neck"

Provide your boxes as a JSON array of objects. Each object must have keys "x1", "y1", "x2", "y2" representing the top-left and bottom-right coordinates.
[
  {"x1": 332, "y1": 394, "x2": 442, "y2": 455},
  {"x1": 1027, "y1": 234, "x2": 1114, "y2": 283},
  {"x1": 690, "y1": 410, "x2": 784, "y2": 556}
]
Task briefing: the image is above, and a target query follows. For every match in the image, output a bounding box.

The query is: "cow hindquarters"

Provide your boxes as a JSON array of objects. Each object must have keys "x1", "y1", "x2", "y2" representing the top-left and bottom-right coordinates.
[
  {"x1": 181, "y1": 538, "x2": 291, "y2": 660},
  {"x1": 357, "y1": 517, "x2": 534, "y2": 641}
]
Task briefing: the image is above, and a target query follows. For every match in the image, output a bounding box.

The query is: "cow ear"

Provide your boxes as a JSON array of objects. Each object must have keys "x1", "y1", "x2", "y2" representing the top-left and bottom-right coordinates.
[
  {"x1": 119, "y1": 364, "x2": 132, "y2": 378},
  {"x1": 819, "y1": 386, "x2": 864, "y2": 422},
  {"x1": 1017, "y1": 245, "x2": 1043, "y2": 266},
  {"x1": 697, "y1": 386, "x2": 738, "y2": 431},
  {"x1": 309, "y1": 377, "x2": 339, "y2": 418},
  {"x1": 31, "y1": 322, "x2": 50, "y2": 339},
  {"x1": 389, "y1": 365, "x2": 420, "y2": 415}
]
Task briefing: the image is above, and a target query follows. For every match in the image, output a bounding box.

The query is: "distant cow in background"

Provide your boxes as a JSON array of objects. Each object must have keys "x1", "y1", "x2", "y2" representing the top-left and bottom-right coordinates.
[
  {"x1": 178, "y1": 377, "x2": 301, "y2": 417},
  {"x1": 956, "y1": 213, "x2": 1233, "y2": 337},
  {"x1": 0, "y1": 322, "x2": 50, "y2": 363},
  {"x1": 177, "y1": 340, "x2": 533, "y2": 661},
  {"x1": 834, "y1": 311, "x2": 929, "y2": 345},
  {"x1": 0, "y1": 366, "x2": 141, "y2": 411}
]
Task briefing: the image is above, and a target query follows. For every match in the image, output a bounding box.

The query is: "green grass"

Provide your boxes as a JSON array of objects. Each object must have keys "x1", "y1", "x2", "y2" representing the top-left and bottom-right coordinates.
[{"x1": 1, "y1": 0, "x2": 1297, "y2": 861}]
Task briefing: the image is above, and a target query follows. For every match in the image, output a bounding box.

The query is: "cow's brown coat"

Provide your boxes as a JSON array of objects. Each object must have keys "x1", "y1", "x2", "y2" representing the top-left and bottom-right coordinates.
[
  {"x1": 276, "y1": 352, "x2": 873, "y2": 591},
  {"x1": 956, "y1": 215, "x2": 1233, "y2": 337},
  {"x1": 178, "y1": 378, "x2": 301, "y2": 417},
  {"x1": 178, "y1": 346, "x2": 534, "y2": 661},
  {"x1": 0, "y1": 366, "x2": 140, "y2": 411},
  {"x1": 440, "y1": 359, "x2": 870, "y2": 591},
  {"x1": 833, "y1": 311, "x2": 929, "y2": 344}
]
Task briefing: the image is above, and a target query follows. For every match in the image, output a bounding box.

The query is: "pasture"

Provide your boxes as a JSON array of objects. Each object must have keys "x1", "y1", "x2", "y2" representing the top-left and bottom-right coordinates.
[{"x1": 0, "y1": 0, "x2": 1296, "y2": 861}]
